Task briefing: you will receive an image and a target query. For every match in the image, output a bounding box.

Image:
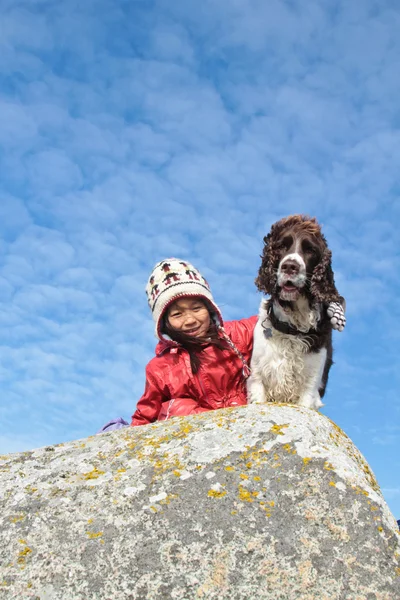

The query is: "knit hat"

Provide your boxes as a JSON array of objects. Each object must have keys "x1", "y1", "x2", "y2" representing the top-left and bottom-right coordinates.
[{"x1": 146, "y1": 258, "x2": 223, "y2": 339}]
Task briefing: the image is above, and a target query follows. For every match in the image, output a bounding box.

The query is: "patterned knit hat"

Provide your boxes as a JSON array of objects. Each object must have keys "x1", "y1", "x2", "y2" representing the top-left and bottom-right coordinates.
[{"x1": 146, "y1": 258, "x2": 223, "y2": 339}]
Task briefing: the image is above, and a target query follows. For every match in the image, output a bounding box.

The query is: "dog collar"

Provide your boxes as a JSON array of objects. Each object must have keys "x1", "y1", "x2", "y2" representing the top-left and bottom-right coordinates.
[{"x1": 266, "y1": 299, "x2": 320, "y2": 337}]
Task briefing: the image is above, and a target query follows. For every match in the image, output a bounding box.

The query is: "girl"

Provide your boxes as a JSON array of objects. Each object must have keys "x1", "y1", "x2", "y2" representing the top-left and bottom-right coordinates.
[{"x1": 130, "y1": 258, "x2": 257, "y2": 426}]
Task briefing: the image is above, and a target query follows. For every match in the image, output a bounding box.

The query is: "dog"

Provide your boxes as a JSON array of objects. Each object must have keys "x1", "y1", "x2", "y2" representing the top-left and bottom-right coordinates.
[{"x1": 247, "y1": 215, "x2": 346, "y2": 410}]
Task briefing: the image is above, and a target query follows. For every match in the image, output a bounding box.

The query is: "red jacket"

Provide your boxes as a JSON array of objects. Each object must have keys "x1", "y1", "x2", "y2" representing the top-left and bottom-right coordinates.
[{"x1": 131, "y1": 316, "x2": 257, "y2": 426}]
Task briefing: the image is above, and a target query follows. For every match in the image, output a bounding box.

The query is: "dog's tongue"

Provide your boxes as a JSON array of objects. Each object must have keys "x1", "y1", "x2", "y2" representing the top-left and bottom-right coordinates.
[{"x1": 283, "y1": 284, "x2": 297, "y2": 292}]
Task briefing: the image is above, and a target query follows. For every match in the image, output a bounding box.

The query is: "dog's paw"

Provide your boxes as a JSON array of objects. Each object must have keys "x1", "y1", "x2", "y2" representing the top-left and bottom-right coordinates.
[
  {"x1": 298, "y1": 394, "x2": 324, "y2": 410},
  {"x1": 251, "y1": 399, "x2": 266, "y2": 405},
  {"x1": 248, "y1": 394, "x2": 266, "y2": 405},
  {"x1": 327, "y1": 302, "x2": 346, "y2": 332}
]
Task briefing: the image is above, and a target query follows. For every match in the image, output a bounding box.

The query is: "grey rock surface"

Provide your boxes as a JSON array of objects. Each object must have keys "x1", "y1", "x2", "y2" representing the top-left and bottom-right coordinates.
[{"x1": 1, "y1": 404, "x2": 399, "y2": 600}]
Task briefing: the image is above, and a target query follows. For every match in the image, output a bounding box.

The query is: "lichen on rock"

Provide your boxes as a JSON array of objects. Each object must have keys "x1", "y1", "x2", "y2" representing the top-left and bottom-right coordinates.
[{"x1": 0, "y1": 404, "x2": 399, "y2": 599}]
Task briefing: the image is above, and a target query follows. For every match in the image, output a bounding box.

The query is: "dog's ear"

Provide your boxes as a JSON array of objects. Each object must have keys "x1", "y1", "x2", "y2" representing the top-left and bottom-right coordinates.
[
  {"x1": 255, "y1": 231, "x2": 277, "y2": 295},
  {"x1": 310, "y1": 248, "x2": 341, "y2": 304}
]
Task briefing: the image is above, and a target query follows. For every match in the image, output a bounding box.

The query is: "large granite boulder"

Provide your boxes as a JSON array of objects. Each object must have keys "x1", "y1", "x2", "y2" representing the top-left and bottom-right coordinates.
[{"x1": 1, "y1": 404, "x2": 399, "y2": 599}]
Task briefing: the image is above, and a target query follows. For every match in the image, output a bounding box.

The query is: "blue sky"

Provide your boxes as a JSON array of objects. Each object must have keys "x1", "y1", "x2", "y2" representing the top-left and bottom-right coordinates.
[{"x1": 1, "y1": 0, "x2": 399, "y2": 517}]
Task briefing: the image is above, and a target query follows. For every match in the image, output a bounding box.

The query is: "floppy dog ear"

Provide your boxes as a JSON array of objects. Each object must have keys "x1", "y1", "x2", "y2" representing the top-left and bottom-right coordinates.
[
  {"x1": 255, "y1": 233, "x2": 278, "y2": 295},
  {"x1": 310, "y1": 248, "x2": 342, "y2": 304}
]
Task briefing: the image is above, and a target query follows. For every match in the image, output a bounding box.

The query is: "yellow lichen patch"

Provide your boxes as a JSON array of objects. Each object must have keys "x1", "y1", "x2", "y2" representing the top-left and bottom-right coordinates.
[
  {"x1": 370, "y1": 505, "x2": 378, "y2": 512},
  {"x1": 231, "y1": 510, "x2": 237, "y2": 515},
  {"x1": 395, "y1": 567, "x2": 400, "y2": 577},
  {"x1": 303, "y1": 457, "x2": 312, "y2": 466},
  {"x1": 150, "y1": 448, "x2": 185, "y2": 481},
  {"x1": 18, "y1": 547, "x2": 32, "y2": 558},
  {"x1": 82, "y1": 468, "x2": 105, "y2": 480},
  {"x1": 327, "y1": 419, "x2": 380, "y2": 491},
  {"x1": 238, "y1": 485, "x2": 253, "y2": 503},
  {"x1": 259, "y1": 499, "x2": 274, "y2": 518},
  {"x1": 9, "y1": 514, "x2": 25, "y2": 523},
  {"x1": 24, "y1": 485, "x2": 38, "y2": 494},
  {"x1": 361, "y1": 463, "x2": 380, "y2": 492},
  {"x1": 87, "y1": 518, "x2": 93, "y2": 524},
  {"x1": 86, "y1": 531, "x2": 103, "y2": 539},
  {"x1": 208, "y1": 489, "x2": 227, "y2": 499},
  {"x1": 353, "y1": 486, "x2": 369, "y2": 497},
  {"x1": 239, "y1": 446, "x2": 269, "y2": 467},
  {"x1": 225, "y1": 466, "x2": 234, "y2": 472},
  {"x1": 172, "y1": 470, "x2": 181, "y2": 477},
  {"x1": 116, "y1": 468, "x2": 126, "y2": 474},
  {"x1": 270, "y1": 423, "x2": 289, "y2": 436},
  {"x1": 172, "y1": 420, "x2": 194, "y2": 438},
  {"x1": 324, "y1": 462, "x2": 334, "y2": 471},
  {"x1": 17, "y1": 541, "x2": 32, "y2": 567},
  {"x1": 253, "y1": 476, "x2": 261, "y2": 482},
  {"x1": 329, "y1": 481, "x2": 336, "y2": 487},
  {"x1": 378, "y1": 526, "x2": 383, "y2": 532},
  {"x1": 239, "y1": 473, "x2": 249, "y2": 480},
  {"x1": 160, "y1": 494, "x2": 178, "y2": 505},
  {"x1": 282, "y1": 444, "x2": 292, "y2": 453}
]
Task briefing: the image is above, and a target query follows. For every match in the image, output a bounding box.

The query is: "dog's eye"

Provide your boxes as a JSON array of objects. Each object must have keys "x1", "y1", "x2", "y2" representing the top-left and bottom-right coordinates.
[
  {"x1": 302, "y1": 240, "x2": 317, "y2": 255},
  {"x1": 278, "y1": 236, "x2": 292, "y2": 250}
]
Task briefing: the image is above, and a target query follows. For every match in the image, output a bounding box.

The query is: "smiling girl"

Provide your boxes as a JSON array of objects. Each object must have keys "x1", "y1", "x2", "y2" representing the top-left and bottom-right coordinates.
[{"x1": 130, "y1": 258, "x2": 257, "y2": 426}]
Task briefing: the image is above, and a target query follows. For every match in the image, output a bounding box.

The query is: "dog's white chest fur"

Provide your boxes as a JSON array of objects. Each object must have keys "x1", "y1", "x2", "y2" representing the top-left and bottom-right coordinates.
[{"x1": 248, "y1": 300, "x2": 326, "y2": 409}]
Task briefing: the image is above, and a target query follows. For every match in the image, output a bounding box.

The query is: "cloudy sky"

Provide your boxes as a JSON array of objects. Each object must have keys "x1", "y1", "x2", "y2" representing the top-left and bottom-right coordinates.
[{"x1": 1, "y1": 0, "x2": 399, "y2": 517}]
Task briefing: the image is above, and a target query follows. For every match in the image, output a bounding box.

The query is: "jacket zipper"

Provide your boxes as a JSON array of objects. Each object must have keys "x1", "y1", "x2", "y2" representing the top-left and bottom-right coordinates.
[{"x1": 196, "y1": 368, "x2": 209, "y2": 404}]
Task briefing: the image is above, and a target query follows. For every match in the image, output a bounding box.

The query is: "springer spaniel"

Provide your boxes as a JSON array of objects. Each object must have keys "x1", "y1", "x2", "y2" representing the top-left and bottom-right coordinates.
[{"x1": 248, "y1": 215, "x2": 346, "y2": 410}]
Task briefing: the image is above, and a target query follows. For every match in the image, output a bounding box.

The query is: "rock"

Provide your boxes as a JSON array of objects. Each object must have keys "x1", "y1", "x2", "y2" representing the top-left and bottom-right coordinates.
[{"x1": 0, "y1": 404, "x2": 399, "y2": 599}]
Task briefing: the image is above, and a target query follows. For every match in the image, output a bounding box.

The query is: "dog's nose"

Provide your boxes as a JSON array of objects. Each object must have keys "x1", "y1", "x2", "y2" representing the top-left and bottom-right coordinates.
[{"x1": 281, "y1": 260, "x2": 300, "y2": 276}]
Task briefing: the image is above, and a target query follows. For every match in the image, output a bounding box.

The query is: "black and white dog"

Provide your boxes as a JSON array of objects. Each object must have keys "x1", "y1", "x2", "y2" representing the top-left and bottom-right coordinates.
[{"x1": 247, "y1": 215, "x2": 345, "y2": 410}]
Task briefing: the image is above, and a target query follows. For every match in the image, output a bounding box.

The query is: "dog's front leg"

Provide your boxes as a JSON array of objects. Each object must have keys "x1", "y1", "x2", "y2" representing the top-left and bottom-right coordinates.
[
  {"x1": 247, "y1": 372, "x2": 267, "y2": 404},
  {"x1": 298, "y1": 350, "x2": 327, "y2": 410}
]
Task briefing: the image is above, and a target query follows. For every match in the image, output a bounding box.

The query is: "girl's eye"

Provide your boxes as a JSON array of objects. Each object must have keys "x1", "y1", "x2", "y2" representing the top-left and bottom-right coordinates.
[{"x1": 169, "y1": 312, "x2": 181, "y2": 318}]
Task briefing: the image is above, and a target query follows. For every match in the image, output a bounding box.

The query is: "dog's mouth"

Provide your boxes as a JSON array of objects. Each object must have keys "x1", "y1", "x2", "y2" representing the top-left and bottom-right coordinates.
[
  {"x1": 282, "y1": 282, "x2": 298, "y2": 292},
  {"x1": 279, "y1": 281, "x2": 301, "y2": 300}
]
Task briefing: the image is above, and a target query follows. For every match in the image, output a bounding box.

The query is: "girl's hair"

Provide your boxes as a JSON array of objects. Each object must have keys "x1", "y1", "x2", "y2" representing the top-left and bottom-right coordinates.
[{"x1": 162, "y1": 303, "x2": 228, "y2": 374}]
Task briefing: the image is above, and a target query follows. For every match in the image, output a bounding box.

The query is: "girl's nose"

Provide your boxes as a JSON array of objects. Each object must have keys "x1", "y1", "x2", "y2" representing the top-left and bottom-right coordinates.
[{"x1": 184, "y1": 312, "x2": 197, "y2": 325}]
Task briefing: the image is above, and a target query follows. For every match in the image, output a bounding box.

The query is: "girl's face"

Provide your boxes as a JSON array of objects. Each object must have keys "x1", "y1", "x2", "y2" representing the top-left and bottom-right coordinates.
[{"x1": 166, "y1": 298, "x2": 211, "y2": 338}]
